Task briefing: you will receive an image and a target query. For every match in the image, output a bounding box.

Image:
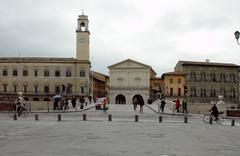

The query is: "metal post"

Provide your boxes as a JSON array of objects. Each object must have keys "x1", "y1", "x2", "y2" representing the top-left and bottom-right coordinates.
[
  {"x1": 13, "y1": 113, "x2": 17, "y2": 120},
  {"x1": 135, "y1": 115, "x2": 138, "y2": 122},
  {"x1": 35, "y1": 114, "x2": 39, "y2": 121},
  {"x1": 159, "y1": 116, "x2": 162, "y2": 123},
  {"x1": 108, "y1": 114, "x2": 112, "y2": 121},
  {"x1": 184, "y1": 116, "x2": 188, "y2": 123},
  {"x1": 83, "y1": 114, "x2": 86, "y2": 121},
  {"x1": 58, "y1": 114, "x2": 61, "y2": 121},
  {"x1": 231, "y1": 119, "x2": 235, "y2": 126},
  {"x1": 209, "y1": 116, "x2": 213, "y2": 125}
]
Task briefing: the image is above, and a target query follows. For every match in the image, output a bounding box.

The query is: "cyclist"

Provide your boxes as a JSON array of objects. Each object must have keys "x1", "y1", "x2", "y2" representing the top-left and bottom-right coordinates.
[
  {"x1": 14, "y1": 92, "x2": 25, "y2": 116},
  {"x1": 209, "y1": 102, "x2": 219, "y2": 121}
]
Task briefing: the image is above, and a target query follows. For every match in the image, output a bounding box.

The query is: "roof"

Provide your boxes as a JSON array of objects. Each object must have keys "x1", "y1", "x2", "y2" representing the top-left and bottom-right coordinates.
[
  {"x1": 0, "y1": 57, "x2": 90, "y2": 63},
  {"x1": 161, "y1": 71, "x2": 186, "y2": 79},
  {"x1": 177, "y1": 60, "x2": 239, "y2": 68}
]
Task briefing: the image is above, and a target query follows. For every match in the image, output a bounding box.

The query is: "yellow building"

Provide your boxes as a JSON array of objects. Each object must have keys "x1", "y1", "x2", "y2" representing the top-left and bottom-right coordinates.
[
  {"x1": 0, "y1": 14, "x2": 91, "y2": 102},
  {"x1": 91, "y1": 71, "x2": 109, "y2": 98},
  {"x1": 162, "y1": 71, "x2": 186, "y2": 97}
]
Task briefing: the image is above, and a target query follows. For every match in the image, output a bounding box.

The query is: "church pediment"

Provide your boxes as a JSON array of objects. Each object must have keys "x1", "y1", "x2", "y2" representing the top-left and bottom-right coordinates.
[{"x1": 108, "y1": 59, "x2": 151, "y2": 69}]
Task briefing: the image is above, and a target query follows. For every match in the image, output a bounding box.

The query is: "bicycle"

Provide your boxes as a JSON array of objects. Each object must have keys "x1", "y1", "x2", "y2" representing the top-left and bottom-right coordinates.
[
  {"x1": 202, "y1": 111, "x2": 224, "y2": 124},
  {"x1": 8, "y1": 104, "x2": 28, "y2": 118}
]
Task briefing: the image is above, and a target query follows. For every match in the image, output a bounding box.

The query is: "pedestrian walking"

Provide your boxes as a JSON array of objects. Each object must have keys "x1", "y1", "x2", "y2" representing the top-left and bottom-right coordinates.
[
  {"x1": 160, "y1": 98, "x2": 166, "y2": 113},
  {"x1": 139, "y1": 99, "x2": 144, "y2": 113},
  {"x1": 79, "y1": 96, "x2": 84, "y2": 109},
  {"x1": 53, "y1": 98, "x2": 59, "y2": 110},
  {"x1": 71, "y1": 97, "x2": 76, "y2": 109},
  {"x1": 182, "y1": 99, "x2": 188, "y2": 114},
  {"x1": 173, "y1": 99, "x2": 181, "y2": 112},
  {"x1": 64, "y1": 98, "x2": 69, "y2": 110},
  {"x1": 133, "y1": 97, "x2": 138, "y2": 111}
]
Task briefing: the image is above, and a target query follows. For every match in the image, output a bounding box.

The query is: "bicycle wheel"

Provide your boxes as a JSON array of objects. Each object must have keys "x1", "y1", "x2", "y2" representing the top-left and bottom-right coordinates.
[
  {"x1": 202, "y1": 114, "x2": 210, "y2": 123},
  {"x1": 20, "y1": 110, "x2": 29, "y2": 118},
  {"x1": 8, "y1": 109, "x2": 15, "y2": 118},
  {"x1": 216, "y1": 115, "x2": 224, "y2": 124}
]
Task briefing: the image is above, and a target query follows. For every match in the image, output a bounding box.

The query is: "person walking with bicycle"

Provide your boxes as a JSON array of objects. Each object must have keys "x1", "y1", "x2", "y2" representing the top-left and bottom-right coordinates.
[
  {"x1": 15, "y1": 92, "x2": 25, "y2": 116},
  {"x1": 209, "y1": 102, "x2": 219, "y2": 121}
]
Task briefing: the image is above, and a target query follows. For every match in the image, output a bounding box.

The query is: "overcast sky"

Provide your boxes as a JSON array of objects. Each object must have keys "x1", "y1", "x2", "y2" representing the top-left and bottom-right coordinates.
[{"x1": 0, "y1": 0, "x2": 240, "y2": 76}]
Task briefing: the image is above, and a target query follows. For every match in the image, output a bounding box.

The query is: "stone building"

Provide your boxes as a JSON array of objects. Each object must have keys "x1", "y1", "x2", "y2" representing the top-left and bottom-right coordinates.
[
  {"x1": 174, "y1": 60, "x2": 239, "y2": 104},
  {"x1": 0, "y1": 14, "x2": 91, "y2": 101},
  {"x1": 161, "y1": 71, "x2": 186, "y2": 97},
  {"x1": 108, "y1": 59, "x2": 156, "y2": 104},
  {"x1": 91, "y1": 71, "x2": 109, "y2": 98}
]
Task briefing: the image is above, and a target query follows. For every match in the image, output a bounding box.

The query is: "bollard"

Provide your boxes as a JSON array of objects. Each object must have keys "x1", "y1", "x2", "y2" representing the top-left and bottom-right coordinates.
[
  {"x1": 35, "y1": 114, "x2": 39, "y2": 121},
  {"x1": 13, "y1": 113, "x2": 17, "y2": 120},
  {"x1": 58, "y1": 114, "x2": 61, "y2": 121},
  {"x1": 108, "y1": 114, "x2": 112, "y2": 121},
  {"x1": 209, "y1": 116, "x2": 213, "y2": 125},
  {"x1": 231, "y1": 119, "x2": 235, "y2": 126},
  {"x1": 83, "y1": 114, "x2": 87, "y2": 121},
  {"x1": 159, "y1": 116, "x2": 162, "y2": 123},
  {"x1": 184, "y1": 116, "x2": 188, "y2": 123},
  {"x1": 135, "y1": 115, "x2": 138, "y2": 122}
]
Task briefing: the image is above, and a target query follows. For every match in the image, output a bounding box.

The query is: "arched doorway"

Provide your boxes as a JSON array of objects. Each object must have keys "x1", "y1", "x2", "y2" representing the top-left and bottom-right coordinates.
[
  {"x1": 115, "y1": 94, "x2": 126, "y2": 104},
  {"x1": 132, "y1": 94, "x2": 144, "y2": 105}
]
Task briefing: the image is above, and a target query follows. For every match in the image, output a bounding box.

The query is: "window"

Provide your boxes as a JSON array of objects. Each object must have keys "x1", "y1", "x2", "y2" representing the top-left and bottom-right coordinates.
[
  {"x1": 178, "y1": 79, "x2": 181, "y2": 84},
  {"x1": 44, "y1": 86, "x2": 49, "y2": 93},
  {"x1": 3, "y1": 69, "x2": 8, "y2": 76},
  {"x1": 23, "y1": 85, "x2": 27, "y2": 93},
  {"x1": 169, "y1": 78, "x2": 173, "y2": 84},
  {"x1": 66, "y1": 70, "x2": 71, "y2": 77},
  {"x1": 13, "y1": 85, "x2": 17, "y2": 93},
  {"x1": 3, "y1": 84, "x2": 7, "y2": 92},
  {"x1": 230, "y1": 88, "x2": 235, "y2": 98},
  {"x1": 13, "y1": 70, "x2": 18, "y2": 76},
  {"x1": 190, "y1": 88, "x2": 196, "y2": 97},
  {"x1": 200, "y1": 88, "x2": 206, "y2": 97},
  {"x1": 55, "y1": 86, "x2": 61, "y2": 93},
  {"x1": 55, "y1": 70, "x2": 61, "y2": 77},
  {"x1": 220, "y1": 73, "x2": 225, "y2": 82},
  {"x1": 229, "y1": 74, "x2": 235, "y2": 83},
  {"x1": 44, "y1": 70, "x2": 49, "y2": 77},
  {"x1": 80, "y1": 86, "x2": 84, "y2": 94},
  {"x1": 210, "y1": 88, "x2": 216, "y2": 97},
  {"x1": 23, "y1": 70, "x2": 28, "y2": 76},
  {"x1": 80, "y1": 70, "x2": 85, "y2": 77},
  {"x1": 34, "y1": 70, "x2": 38, "y2": 77},
  {"x1": 200, "y1": 72, "x2": 206, "y2": 81},
  {"x1": 190, "y1": 72, "x2": 196, "y2": 81},
  {"x1": 34, "y1": 85, "x2": 38, "y2": 93},
  {"x1": 220, "y1": 88, "x2": 225, "y2": 97},
  {"x1": 210, "y1": 73, "x2": 216, "y2": 82}
]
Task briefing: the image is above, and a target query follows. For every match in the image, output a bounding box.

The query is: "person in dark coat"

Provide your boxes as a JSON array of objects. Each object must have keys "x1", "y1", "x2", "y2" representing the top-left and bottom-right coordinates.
[
  {"x1": 182, "y1": 99, "x2": 188, "y2": 114},
  {"x1": 64, "y1": 98, "x2": 69, "y2": 110},
  {"x1": 53, "y1": 98, "x2": 59, "y2": 110},
  {"x1": 210, "y1": 103, "x2": 219, "y2": 121},
  {"x1": 79, "y1": 97, "x2": 84, "y2": 109},
  {"x1": 139, "y1": 99, "x2": 144, "y2": 113},
  {"x1": 160, "y1": 98, "x2": 166, "y2": 113},
  {"x1": 133, "y1": 97, "x2": 138, "y2": 111},
  {"x1": 71, "y1": 97, "x2": 76, "y2": 109}
]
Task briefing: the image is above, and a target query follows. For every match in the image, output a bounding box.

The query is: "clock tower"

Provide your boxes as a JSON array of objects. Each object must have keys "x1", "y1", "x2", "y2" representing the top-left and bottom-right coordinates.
[{"x1": 76, "y1": 13, "x2": 90, "y2": 61}]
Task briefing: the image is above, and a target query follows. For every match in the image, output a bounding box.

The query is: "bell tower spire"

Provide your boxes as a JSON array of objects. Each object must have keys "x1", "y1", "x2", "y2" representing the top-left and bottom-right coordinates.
[{"x1": 76, "y1": 13, "x2": 90, "y2": 61}]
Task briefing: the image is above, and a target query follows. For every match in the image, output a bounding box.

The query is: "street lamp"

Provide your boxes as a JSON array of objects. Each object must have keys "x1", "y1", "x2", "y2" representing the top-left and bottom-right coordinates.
[{"x1": 234, "y1": 31, "x2": 240, "y2": 45}]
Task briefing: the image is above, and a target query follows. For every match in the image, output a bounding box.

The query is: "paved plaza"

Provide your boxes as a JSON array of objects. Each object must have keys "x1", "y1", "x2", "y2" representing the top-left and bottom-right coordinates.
[{"x1": 0, "y1": 103, "x2": 240, "y2": 156}]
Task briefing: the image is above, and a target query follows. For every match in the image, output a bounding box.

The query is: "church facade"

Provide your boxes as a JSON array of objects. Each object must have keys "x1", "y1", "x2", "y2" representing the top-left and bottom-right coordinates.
[
  {"x1": 108, "y1": 59, "x2": 156, "y2": 104},
  {"x1": 0, "y1": 14, "x2": 91, "y2": 101}
]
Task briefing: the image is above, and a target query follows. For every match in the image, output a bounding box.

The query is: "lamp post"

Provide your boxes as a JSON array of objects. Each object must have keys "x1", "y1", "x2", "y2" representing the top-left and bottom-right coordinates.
[{"x1": 234, "y1": 31, "x2": 240, "y2": 45}]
